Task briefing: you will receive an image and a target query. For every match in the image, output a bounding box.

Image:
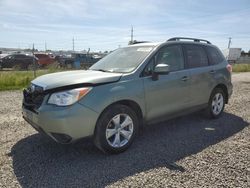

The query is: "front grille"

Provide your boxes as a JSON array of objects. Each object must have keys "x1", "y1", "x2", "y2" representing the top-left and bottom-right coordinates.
[{"x1": 23, "y1": 84, "x2": 45, "y2": 112}]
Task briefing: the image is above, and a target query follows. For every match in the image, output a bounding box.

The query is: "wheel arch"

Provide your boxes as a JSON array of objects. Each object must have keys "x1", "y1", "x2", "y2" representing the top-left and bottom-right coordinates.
[
  {"x1": 94, "y1": 99, "x2": 144, "y2": 135},
  {"x1": 212, "y1": 84, "x2": 229, "y2": 104}
]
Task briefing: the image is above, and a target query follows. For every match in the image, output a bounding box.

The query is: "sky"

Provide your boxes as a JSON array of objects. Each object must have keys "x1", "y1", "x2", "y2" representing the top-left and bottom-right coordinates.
[{"x1": 0, "y1": 0, "x2": 250, "y2": 52}]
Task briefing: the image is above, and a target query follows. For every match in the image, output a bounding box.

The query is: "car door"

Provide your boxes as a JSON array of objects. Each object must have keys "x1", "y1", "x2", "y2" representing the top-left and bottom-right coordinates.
[
  {"x1": 4, "y1": 55, "x2": 14, "y2": 68},
  {"x1": 17, "y1": 54, "x2": 31, "y2": 68},
  {"x1": 13, "y1": 54, "x2": 23, "y2": 68},
  {"x1": 142, "y1": 45, "x2": 191, "y2": 122},
  {"x1": 183, "y1": 44, "x2": 214, "y2": 107}
]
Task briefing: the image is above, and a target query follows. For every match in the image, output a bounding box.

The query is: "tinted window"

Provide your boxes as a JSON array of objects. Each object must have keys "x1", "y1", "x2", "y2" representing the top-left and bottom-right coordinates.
[
  {"x1": 184, "y1": 45, "x2": 208, "y2": 68},
  {"x1": 36, "y1": 54, "x2": 47, "y2": 58},
  {"x1": 156, "y1": 45, "x2": 184, "y2": 71},
  {"x1": 206, "y1": 46, "x2": 224, "y2": 65},
  {"x1": 143, "y1": 45, "x2": 184, "y2": 76},
  {"x1": 15, "y1": 54, "x2": 26, "y2": 58}
]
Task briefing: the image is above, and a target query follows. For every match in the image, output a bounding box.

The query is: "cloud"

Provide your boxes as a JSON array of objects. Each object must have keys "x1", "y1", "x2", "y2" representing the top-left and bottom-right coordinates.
[{"x1": 0, "y1": 0, "x2": 249, "y2": 51}]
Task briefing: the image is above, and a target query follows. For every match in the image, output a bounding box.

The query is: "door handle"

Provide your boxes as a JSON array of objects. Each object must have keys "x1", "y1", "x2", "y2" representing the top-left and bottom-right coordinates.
[
  {"x1": 181, "y1": 76, "x2": 189, "y2": 81},
  {"x1": 210, "y1": 70, "x2": 216, "y2": 74}
]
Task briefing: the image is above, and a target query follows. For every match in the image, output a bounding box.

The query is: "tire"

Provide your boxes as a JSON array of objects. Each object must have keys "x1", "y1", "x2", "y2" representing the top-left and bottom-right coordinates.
[
  {"x1": 206, "y1": 88, "x2": 226, "y2": 119},
  {"x1": 94, "y1": 104, "x2": 139, "y2": 154}
]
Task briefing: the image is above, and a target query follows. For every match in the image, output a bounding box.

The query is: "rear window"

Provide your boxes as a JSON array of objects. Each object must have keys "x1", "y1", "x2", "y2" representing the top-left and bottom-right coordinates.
[
  {"x1": 184, "y1": 45, "x2": 208, "y2": 68},
  {"x1": 35, "y1": 54, "x2": 47, "y2": 58},
  {"x1": 206, "y1": 46, "x2": 224, "y2": 65},
  {"x1": 15, "y1": 54, "x2": 27, "y2": 58}
]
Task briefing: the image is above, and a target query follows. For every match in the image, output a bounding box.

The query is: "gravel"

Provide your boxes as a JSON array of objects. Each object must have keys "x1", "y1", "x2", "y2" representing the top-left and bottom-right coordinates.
[{"x1": 0, "y1": 72, "x2": 250, "y2": 188}]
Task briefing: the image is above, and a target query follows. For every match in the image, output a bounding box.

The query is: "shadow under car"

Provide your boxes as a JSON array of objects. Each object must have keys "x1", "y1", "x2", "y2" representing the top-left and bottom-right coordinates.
[{"x1": 10, "y1": 112, "x2": 249, "y2": 188}]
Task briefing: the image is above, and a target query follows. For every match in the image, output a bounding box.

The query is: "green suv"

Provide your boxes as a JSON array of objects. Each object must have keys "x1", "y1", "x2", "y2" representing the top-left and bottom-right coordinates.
[{"x1": 22, "y1": 37, "x2": 233, "y2": 154}]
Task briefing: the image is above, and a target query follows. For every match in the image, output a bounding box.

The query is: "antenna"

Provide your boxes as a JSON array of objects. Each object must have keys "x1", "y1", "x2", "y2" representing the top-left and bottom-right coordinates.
[
  {"x1": 45, "y1": 41, "x2": 47, "y2": 51},
  {"x1": 73, "y1": 37, "x2": 75, "y2": 51}
]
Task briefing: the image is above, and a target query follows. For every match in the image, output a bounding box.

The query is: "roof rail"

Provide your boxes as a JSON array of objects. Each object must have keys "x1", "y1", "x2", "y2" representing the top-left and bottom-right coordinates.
[{"x1": 167, "y1": 37, "x2": 211, "y2": 44}]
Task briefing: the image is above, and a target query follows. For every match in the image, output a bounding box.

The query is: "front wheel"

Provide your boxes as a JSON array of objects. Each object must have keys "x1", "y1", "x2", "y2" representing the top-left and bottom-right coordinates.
[
  {"x1": 94, "y1": 104, "x2": 139, "y2": 154},
  {"x1": 206, "y1": 88, "x2": 225, "y2": 118}
]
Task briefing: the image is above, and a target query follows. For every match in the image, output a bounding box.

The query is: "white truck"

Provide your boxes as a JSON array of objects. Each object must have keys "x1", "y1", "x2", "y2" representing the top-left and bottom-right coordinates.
[{"x1": 222, "y1": 48, "x2": 241, "y2": 63}]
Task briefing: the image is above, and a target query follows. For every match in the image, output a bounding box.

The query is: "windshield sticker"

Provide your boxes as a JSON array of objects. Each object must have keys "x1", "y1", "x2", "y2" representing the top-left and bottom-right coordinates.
[{"x1": 137, "y1": 47, "x2": 153, "y2": 52}]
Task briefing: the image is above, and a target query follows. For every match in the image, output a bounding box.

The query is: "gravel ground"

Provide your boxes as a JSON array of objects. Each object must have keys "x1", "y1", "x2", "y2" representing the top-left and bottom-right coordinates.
[{"x1": 0, "y1": 72, "x2": 250, "y2": 188}]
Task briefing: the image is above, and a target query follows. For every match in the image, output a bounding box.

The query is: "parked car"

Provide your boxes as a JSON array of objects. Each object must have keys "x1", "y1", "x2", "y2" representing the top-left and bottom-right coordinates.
[
  {"x1": 22, "y1": 37, "x2": 233, "y2": 154},
  {"x1": 0, "y1": 54, "x2": 38, "y2": 70},
  {"x1": 34, "y1": 53, "x2": 55, "y2": 67},
  {"x1": 56, "y1": 53, "x2": 101, "y2": 69}
]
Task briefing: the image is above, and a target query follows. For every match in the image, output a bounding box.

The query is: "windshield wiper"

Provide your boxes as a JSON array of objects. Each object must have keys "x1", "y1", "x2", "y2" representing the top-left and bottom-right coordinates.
[{"x1": 91, "y1": 69, "x2": 112, "y2": 72}]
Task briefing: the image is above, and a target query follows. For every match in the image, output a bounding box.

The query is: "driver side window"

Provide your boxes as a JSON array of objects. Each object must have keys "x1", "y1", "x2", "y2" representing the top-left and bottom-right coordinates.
[
  {"x1": 143, "y1": 45, "x2": 184, "y2": 76},
  {"x1": 156, "y1": 45, "x2": 184, "y2": 72}
]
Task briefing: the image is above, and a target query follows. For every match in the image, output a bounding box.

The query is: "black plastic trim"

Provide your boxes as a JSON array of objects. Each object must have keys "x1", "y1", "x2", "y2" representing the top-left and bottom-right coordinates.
[{"x1": 43, "y1": 80, "x2": 117, "y2": 94}]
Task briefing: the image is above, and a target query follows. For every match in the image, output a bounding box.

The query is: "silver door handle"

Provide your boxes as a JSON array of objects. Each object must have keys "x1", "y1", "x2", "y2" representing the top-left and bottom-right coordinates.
[
  {"x1": 210, "y1": 70, "x2": 216, "y2": 74},
  {"x1": 181, "y1": 76, "x2": 189, "y2": 81}
]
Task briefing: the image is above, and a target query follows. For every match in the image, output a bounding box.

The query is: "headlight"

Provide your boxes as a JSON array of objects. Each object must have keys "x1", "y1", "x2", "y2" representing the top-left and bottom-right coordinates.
[{"x1": 48, "y1": 87, "x2": 92, "y2": 106}]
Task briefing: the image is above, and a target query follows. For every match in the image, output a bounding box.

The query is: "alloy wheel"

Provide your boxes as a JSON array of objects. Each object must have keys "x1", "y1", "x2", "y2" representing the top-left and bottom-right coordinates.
[
  {"x1": 105, "y1": 113, "x2": 134, "y2": 148},
  {"x1": 212, "y1": 93, "x2": 224, "y2": 115}
]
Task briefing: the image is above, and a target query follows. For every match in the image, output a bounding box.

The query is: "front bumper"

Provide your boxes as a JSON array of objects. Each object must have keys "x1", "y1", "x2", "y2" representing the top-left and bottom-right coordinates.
[{"x1": 22, "y1": 102, "x2": 99, "y2": 144}]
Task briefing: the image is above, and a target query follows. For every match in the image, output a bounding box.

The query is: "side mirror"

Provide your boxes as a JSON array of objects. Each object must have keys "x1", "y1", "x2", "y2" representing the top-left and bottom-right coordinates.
[
  {"x1": 154, "y1": 64, "x2": 170, "y2": 74},
  {"x1": 152, "y1": 64, "x2": 169, "y2": 80}
]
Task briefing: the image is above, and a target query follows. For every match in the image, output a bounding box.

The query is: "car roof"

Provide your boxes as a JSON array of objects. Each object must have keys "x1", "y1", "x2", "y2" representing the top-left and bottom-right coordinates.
[
  {"x1": 164, "y1": 40, "x2": 216, "y2": 48},
  {"x1": 128, "y1": 37, "x2": 217, "y2": 48}
]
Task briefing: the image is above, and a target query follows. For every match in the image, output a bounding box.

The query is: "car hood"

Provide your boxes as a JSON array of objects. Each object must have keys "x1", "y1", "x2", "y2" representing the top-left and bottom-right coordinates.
[{"x1": 31, "y1": 70, "x2": 123, "y2": 91}]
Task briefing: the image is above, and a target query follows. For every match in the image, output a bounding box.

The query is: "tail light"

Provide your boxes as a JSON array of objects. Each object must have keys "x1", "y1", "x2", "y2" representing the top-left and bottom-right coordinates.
[{"x1": 227, "y1": 64, "x2": 232, "y2": 73}]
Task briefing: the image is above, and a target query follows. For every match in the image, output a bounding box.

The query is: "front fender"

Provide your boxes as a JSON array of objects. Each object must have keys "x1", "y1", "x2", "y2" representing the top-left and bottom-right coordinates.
[{"x1": 78, "y1": 78, "x2": 146, "y2": 118}]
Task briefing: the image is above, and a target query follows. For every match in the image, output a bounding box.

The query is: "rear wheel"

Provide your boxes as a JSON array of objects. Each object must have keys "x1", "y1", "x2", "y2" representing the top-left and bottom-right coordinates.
[
  {"x1": 206, "y1": 88, "x2": 225, "y2": 118},
  {"x1": 94, "y1": 104, "x2": 139, "y2": 154}
]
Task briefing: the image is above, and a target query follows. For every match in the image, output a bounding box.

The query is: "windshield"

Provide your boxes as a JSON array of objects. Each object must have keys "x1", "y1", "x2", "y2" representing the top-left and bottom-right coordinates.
[{"x1": 89, "y1": 46, "x2": 154, "y2": 73}]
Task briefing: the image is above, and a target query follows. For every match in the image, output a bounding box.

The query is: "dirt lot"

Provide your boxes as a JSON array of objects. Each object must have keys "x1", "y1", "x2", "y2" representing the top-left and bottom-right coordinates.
[{"x1": 0, "y1": 73, "x2": 250, "y2": 188}]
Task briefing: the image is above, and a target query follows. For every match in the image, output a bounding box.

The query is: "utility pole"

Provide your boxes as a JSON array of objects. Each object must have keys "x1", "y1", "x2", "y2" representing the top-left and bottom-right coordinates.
[
  {"x1": 32, "y1": 43, "x2": 36, "y2": 78},
  {"x1": 228, "y1": 37, "x2": 232, "y2": 49},
  {"x1": 131, "y1": 26, "x2": 134, "y2": 44},
  {"x1": 45, "y1": 41, "x2": 47, "y2": 52},
  {"x1": 72, "y1": 37, "x2": 75, "y2": 51}
]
